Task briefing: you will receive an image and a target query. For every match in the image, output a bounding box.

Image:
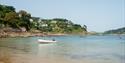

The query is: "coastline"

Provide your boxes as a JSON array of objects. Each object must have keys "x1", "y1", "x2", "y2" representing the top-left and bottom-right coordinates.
[
  {"x1": 0, "y1": 32, "x2": 67, "y2": 38},
  {"x1": 1, "y1": 31, "x2": 125, "y2": 38},
  {"x1": 0, "y1": 32, "x2": 125, "y2": 38}
]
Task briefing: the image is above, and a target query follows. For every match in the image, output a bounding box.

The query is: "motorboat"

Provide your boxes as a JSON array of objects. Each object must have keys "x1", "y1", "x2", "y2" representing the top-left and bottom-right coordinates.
[{"x1": 38, "y1": 39, "x2": 57, "y2": 44}]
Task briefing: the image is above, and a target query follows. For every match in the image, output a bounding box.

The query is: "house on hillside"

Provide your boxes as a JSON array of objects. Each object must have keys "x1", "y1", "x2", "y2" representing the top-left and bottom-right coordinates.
[{"x1": 20, "y1": 27, "x2": 27, "y2": 32}]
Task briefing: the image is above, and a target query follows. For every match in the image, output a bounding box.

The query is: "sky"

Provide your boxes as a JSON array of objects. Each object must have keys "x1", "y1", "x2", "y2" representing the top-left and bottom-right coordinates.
[{"x1": 0, "y1": 0, "x2": 125, "y2": 32}]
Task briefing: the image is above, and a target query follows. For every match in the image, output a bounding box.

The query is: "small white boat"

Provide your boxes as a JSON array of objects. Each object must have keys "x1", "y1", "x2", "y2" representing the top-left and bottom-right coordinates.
[{"x1": 38, "y1": 39, "x2": 57, "y2": 44}]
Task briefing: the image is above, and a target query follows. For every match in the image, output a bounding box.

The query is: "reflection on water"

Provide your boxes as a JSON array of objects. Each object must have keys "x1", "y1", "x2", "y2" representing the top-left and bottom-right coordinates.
[{"x1": 0, "y1": 35, "x2": 125, "y2": 63}]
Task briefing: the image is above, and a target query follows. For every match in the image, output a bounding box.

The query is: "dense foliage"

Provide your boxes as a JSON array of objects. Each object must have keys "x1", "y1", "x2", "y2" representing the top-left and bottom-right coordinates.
[
  {"x1": 0, "y1": 4, "x2": 87, "y2": 33},
  {"x1": 104, "y1": 27, "x2": 125, "y2": 34}
]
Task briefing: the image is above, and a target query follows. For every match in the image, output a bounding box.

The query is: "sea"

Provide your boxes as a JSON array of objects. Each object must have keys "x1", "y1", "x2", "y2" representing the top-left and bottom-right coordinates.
[{"x1": 0, "y1": 35, "x2": 125, "y2": 63}]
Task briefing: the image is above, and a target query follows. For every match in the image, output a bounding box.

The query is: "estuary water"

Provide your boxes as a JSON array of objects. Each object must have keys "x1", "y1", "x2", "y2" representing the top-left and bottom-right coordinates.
[{"x1": 0, "y1": 35, "x2": 125, "y2": 63}]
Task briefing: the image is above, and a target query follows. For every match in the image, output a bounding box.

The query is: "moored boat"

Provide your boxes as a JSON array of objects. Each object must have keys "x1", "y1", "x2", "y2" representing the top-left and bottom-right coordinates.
[{"x1": 38, "y1": 39, "x2": 57, "y2": 44}]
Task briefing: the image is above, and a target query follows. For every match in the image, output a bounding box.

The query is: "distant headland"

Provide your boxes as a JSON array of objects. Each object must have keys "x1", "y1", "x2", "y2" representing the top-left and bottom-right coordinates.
[{"x1": 103, "y1": 27, "x2": 125, "y2": 34}]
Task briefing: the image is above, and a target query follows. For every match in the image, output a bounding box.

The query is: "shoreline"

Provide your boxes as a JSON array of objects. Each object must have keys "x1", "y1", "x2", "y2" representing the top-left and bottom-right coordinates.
[
  {"x1": 0, "y1": 32, "x2": 67, "y2": 38},
  {"x1": 1, "y1": 32, "x2": 124, "y2": 38}
]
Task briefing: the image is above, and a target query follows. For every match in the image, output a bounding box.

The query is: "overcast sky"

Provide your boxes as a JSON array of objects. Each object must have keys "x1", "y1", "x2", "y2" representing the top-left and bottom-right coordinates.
[{"x1": 0, "y1": 0, "x2": 125, "y2": 32}]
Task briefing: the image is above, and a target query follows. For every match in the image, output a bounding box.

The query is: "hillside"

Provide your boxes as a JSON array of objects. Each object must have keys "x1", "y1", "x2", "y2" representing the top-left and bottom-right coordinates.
[
  {"x1": 104, "y1": 27, "x2": 125, "y2": 34},
  {"x1": 0, "y1": 4, "x2": 87, "y2": 34}
]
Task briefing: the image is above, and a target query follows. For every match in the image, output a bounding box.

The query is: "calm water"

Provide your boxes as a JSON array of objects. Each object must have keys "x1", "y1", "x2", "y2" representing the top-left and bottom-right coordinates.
[{"x1": 0, "y1": 35, "x2": 125, "y2": 63}]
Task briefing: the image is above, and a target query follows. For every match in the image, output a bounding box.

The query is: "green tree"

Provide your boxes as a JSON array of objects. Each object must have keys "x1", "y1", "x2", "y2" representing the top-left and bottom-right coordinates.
[
  {"x1": 18, "y1": 10, "x2": 31, "y2": 31},
  {"x1": 83, "y1": 25, "x2": 87, "y2": 34},
  {"x1": 4, "y1": 12, "x2": 17, "y2": 21}
]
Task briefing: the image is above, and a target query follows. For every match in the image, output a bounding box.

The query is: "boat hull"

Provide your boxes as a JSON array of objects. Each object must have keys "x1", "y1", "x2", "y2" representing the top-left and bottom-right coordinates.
[{"x1": 38, "y1": 39, "x2": 57, "y2": 44}]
